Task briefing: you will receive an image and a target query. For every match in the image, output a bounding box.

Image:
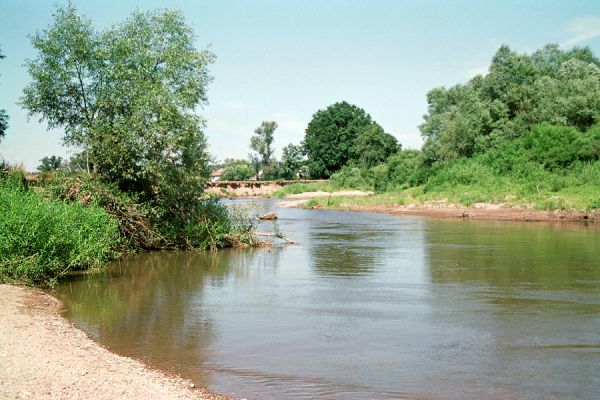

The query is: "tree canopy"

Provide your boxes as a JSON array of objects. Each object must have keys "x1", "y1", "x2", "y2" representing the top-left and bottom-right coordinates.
[
  {"x1": 21, "y1": 5, "x2": 215, "y2": 207},
  {"x1": 220, "y1": 158, "x2": 253, "y2": 181},
  {"x1": 37, "y1": 155, "x2": 63, "y2": 173},
  {"x1": 279, "y1": 143, "x2": 305, "y2": 179},
  {"x1": 250, "y1": 121, "x2": 277, "y2": 167},
  {"x1": 352, "y1": 123, "x2": 400, "y2": 167},
  {"x1": 304, "y1": 101, "x2": 374, "y2": 178},
  {"x1": 420, "y1": 44, "x2": 600, "y2": 164}
]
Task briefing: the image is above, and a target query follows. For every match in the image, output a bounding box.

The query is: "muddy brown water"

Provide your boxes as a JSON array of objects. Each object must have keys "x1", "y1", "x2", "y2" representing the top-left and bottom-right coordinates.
[{"x1": 53, "y1": 199, "x2": 600, "y2": 399}]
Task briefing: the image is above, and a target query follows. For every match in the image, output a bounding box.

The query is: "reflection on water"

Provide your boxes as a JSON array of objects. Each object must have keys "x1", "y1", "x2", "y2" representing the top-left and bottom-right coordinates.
[{"x1": 54, "y1": 201, "x2": 600, "y2": 399}]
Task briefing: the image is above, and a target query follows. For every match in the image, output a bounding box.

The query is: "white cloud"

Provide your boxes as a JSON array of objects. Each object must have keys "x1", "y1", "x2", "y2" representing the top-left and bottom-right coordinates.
[{"x1": 560, "y1": 16, "x2": 600, "y2": 48}]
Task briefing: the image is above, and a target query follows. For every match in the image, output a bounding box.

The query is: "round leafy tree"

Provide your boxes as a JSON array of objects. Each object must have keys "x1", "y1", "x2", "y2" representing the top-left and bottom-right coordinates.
[{"x1": 304, "y1": 101, "x2": 373, "y2": 178}]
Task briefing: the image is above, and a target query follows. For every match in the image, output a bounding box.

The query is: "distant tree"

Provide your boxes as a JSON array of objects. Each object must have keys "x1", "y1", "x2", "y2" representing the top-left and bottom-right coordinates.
[
  {"x1": 220, "y1": 158, "x2": 253, "y2": 181},
  {"x1": 248, "y1": 153, "x2": 261, "y2": 180},
  {"x1": 352, "y1": 123, "x2": 400, "y2": 167},
  {"x1": 279, "y1": 143, "x2": 305, "y2": 179},
  {"x1": 304, "y1": 101, "x2": 373, "y2": 178},
  {"x1": 20, "y1": 5, "x2": 215, "y2": 210},
  {"x1": 37, "y1": 155, "x2": 63, "y2": 173},
  {"x1": 419, "y1": 43, "x2": 600, "y2": 164},
  {"x1": 0, "y1": 46, "x2": 8, "y2": 141},
  {"x1": 249, "y1": 121, "x2": 277, "y2": 176},
  {"x1": 262, "y1": 160, "x2": 281, "y2": 181}
]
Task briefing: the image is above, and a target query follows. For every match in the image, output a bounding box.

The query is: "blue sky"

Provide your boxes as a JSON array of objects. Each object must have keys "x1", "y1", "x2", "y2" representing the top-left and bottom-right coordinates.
[{"x1": 1, "y1": 0, "x2": 600, "y2": 170}]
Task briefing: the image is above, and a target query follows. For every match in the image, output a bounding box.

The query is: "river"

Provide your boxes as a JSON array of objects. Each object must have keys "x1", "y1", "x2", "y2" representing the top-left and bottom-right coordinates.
[{"x1": 53, "y1": 199, "x2": 600, "y2": 399}]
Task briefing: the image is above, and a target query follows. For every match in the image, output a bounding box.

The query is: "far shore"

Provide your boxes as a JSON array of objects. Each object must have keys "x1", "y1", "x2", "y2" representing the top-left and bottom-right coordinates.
[
  {"x1": 204, "y1": 183, "x2": 598, "y2": 223},
  {"x1": 272, "y1": 193, "x2": 599, "y2": 223}
]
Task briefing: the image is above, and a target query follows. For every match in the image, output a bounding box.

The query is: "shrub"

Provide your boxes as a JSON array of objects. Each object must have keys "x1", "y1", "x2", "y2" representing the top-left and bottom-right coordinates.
[
  {"x1": 521, "y1": 124, "x2": 587, "y2": 170},
  {"x1": 371, "y1": 163, "x2": 389, "y2": 192},
  {"x1": 386, "y1": 150, "x2": 422, "y2": 189},
  {"x1": 330, "y1": 165, "x2": 372, "y2": 190}
]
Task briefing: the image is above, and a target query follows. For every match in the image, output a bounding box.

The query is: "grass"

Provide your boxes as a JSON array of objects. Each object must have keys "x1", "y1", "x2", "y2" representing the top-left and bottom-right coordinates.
[
  {"x1": 0, "y1": 179, "x2": 120, "y2": 286},
  {"x1": 0, "y1": 169, "x2": 262, "y2": 286}
]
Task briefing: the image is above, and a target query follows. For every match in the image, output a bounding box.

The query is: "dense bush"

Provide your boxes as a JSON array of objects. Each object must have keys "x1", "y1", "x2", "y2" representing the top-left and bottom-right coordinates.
[
  {"x1": 330, "y1": 166, "x2": 373, "y2": 190},
  {"x1": 0, "y1": 174, "x2": 119, "y2": 286}
]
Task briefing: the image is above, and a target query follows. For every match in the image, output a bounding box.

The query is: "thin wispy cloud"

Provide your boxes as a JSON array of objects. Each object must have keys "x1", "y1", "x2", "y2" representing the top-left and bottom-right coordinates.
[{"x1": 560, "y1": 16, "x2": 600, "y2": 48}]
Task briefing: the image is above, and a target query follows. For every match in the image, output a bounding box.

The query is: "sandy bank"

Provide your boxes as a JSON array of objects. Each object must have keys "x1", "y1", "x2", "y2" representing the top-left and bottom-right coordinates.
[
  {"x1": 278, "y1": 199, "x2": 598, "y2": 222},
  {"x1": 0, "y1": 284, "x2": 233, "y2": 400}
]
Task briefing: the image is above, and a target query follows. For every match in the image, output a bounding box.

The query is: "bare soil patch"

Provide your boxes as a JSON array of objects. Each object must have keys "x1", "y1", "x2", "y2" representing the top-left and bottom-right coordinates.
[{"x1": 0, "y1": 284, "x2": 233, "y2": 400}]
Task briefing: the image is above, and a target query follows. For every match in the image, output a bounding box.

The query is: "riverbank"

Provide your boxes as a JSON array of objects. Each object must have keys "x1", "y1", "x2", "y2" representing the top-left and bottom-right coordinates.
[
  {"x1": 278, "y1": 196, "x2": 599, "y2": 222},
  {"x1": 0, "y1": 284, "x2": 233, "y2": 400}
]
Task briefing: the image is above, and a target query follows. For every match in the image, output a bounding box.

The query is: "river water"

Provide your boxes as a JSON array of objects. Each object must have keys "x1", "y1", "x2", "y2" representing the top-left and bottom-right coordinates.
[{"x1": 54, "y1": 199, "x2": 600, "y2": 399}]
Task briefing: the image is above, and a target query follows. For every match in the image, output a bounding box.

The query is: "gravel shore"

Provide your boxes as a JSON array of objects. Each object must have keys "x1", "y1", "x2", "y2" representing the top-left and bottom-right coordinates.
[{"x1": 0, "y1": 284, "x2": 233, "y2": 400}]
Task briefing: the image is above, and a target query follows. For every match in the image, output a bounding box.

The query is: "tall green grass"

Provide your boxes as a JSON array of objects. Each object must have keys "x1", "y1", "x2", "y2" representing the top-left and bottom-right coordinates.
[{"x1": 0, "y1": 174, "x2": 120, "y2": 286}]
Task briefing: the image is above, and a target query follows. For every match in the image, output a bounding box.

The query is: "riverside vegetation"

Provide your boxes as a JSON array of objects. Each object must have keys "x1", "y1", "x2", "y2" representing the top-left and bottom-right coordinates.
[
  {"x1": 0, "y1": 6, "x2": 258, "y2": 287},
  {"x1": 273, "y1": 44, "x2": 600, "y2": 212},
  {"x1": 3, "y1": 7, "x2": 600, "y2": 286}
]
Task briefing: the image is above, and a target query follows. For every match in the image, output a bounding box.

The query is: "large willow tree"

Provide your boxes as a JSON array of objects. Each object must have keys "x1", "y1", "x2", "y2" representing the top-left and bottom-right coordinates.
[{"x1": 21, "y1": 5, "x2": 215, "y2": 208}]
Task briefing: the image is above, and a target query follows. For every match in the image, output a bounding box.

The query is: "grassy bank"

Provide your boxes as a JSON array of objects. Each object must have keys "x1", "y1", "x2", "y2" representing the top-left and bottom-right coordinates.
[
  {"x1": 0, "y1": 172, "x2": 120, "y2": 286},
  {"x1": 283, "y1": 160, "x2": 600, "y2": 213},
  {"x1": 286, "y1": 124, "x2": 600, "y2": 213},
  {"x1": 0, "y1": 169, "x2": 259, "y2": 287}
]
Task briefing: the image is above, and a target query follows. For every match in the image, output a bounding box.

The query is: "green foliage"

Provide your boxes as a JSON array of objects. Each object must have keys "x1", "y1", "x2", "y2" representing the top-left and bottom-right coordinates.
[
  {"x1": 371, "y1": 164, "x2": 389, "y2": 192},
  {"x1": 261, "y1": 161, "x2": 281, "y2": 181},
  {"x1": 352, "y1": 123, "x2": 400, "y2": 167},
  {"x1": 386, "y1": 150, "x2": 422, "y2": 189},
  {"x1": 279, "y1": 143, "x2": 305, "y2": 179},
  {"x1": 37, "y1": 155, "x2": 63, "y2": 173},
  {"x1": 220, "y1": 158, "x2": 253, "y2": 181},
  {"x1": 521, "y1": 124, "x2": 587, "y2": 169},
  {"x1": 0, "y1": 175, "x2": 119, "y2": 286},
  {"x1": 304, "y1": 101, "x2": 374, "y2": 178},
  {"x1": 330, "y1": 165, "x2": 373, "y2": 190},
  {"x1": 420, "y1": 43, "x2": 600, "y2": 163},
  {"x1": 250, "y1": 121, "x2": 277, "y2": 175},
  {"x1": 44, "y1": 176, "x2": 162, "y2": 250},
  {"x1": 174, "y1": 198, "x2": 256, "y2": 250},
  {"x1": 61, "y1": 151, "x2": 92, "y2": 174},
  {"x1": 21, "y1": 4, "x2": 214, "y2": 206}
]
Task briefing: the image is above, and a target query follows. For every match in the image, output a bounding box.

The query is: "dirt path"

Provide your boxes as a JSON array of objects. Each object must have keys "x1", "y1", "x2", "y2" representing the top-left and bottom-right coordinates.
[{"x1": 0, "y1": 284, "x2": 233, "y2": 400}]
